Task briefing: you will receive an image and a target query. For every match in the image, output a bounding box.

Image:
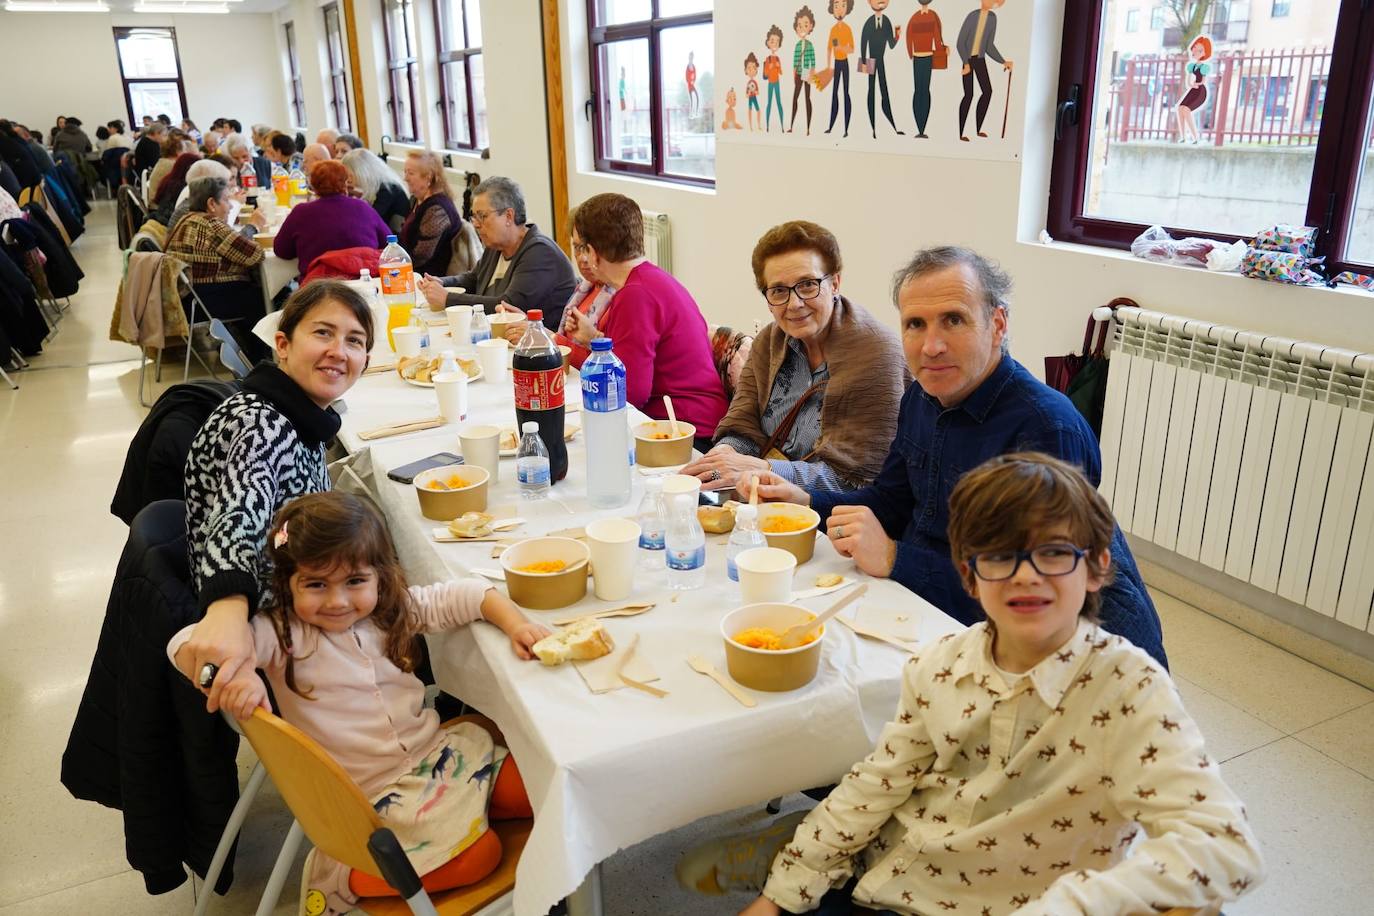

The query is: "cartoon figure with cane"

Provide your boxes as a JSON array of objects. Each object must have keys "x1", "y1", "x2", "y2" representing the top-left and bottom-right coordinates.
[{"x1": 956, "y1": 0, "x2": 1014, "y2": 142}]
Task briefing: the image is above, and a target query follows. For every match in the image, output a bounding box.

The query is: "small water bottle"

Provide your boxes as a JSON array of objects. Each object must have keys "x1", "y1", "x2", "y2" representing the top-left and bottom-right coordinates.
[
  {"x1": 663, "y1": 477, "x2": 706, "y2": 590},
  {"x1": 726, "y1": 504, "x2": 767, "y2": 583},
  {"x1": 409, "y1": 306, "x2": 431, "y2": 351},
  {"x1": 470, "y1": 308, "x2": 491, "y2": 345},
  {"x1": 437, "y1": 349, "x2": 461, "y2": 376},
  {"x1": 516, "y1": 421, "x2": 551, "y2": 500},
  {"x1": 636, "y1": 476, "x2": 666, "y2": 569}
]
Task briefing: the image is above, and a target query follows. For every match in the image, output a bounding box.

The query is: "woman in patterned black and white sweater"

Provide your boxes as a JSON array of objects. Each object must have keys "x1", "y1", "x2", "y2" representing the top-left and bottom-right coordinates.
[{"x1": 180, "y1": 280, "x2": 373, "y2": 712}]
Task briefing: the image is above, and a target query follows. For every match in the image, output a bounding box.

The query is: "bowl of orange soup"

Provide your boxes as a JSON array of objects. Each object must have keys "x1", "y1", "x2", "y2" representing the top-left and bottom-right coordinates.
[
  {"x1": 755, "y1": 503, "x2": 822, "y2": 564},
  {"x1": 413, "y1": 465, "x2": 489, "y2": 520},
  {"x1": 721, "y1": 602, "x2": 824, "y2": 692},
  {"x1": 634, "y1": 420, "x2": 696, "y2": 468},
  {"x1": 499, "y1": 537, "x2": 590, "y2": 609}
]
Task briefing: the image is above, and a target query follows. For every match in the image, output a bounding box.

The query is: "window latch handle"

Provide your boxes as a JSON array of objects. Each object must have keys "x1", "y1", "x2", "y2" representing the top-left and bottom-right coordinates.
[
  {"x1": 584, "y1": 95, "x2": 595, "y2": 123},
  {"x1": 1055, "y1": 83, "x2": 1081, "y2": 142}
]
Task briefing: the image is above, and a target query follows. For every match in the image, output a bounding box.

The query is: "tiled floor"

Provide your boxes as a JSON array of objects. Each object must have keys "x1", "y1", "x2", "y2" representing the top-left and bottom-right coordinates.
[{"x1": 3, "y1": 203, "x2": 1372, "y2": 915}]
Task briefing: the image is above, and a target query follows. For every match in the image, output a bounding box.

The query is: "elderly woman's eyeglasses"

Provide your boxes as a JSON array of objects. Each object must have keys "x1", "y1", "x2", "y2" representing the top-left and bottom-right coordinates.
[
  {"x1": 967, "y1": 543, "x2": 1087, "y2": 582},
  {"x1": 471, "y1": 208, "x2": 508, "y2": 225},
  {"x1": 763, "y1": 275, "x2": 830, "y2": 308}
]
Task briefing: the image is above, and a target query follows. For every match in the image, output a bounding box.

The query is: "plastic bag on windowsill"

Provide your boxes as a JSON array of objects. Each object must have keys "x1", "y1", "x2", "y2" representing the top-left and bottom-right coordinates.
[{"x1": 1130, "y1": 225, "x2": 1220, "y2": 268}]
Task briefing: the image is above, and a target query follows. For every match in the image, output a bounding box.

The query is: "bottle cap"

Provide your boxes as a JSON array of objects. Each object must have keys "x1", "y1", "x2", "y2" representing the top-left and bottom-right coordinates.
[
  {"x1": 736, "y1": 504, "x2": 757, "y2": 520},
  {"x1": 590, "y1": 338, "x2": 613, "y2": 351},
  {"x1": 386, "y1": 234, "x2": 397, "y2": 243},
  {"x1": 522, "y1": 421, "x2": 539, "y2": 433},
  {"x1": 527, "y1": 309, "x2": 543, "y2": 321},
  {"x1": 441, "y1": 349, "x2": 455, "y2": 359}
]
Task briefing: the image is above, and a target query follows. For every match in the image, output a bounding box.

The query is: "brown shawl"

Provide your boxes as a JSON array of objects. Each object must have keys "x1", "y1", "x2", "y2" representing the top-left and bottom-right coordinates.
[{"x1": 714, "y1": 295, "x2": 909, "y2": 488}]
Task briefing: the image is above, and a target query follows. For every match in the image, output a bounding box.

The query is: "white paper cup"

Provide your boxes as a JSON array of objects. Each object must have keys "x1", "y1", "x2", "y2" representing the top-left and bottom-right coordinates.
[
  {"x1": 476, "y1": 338, "x2": 509, "y2": 382},
  {"x1": 459, "y1": 424, "x2": 501, "y2": 483},
  {"x1": 392, "y1": 326, "x2": 424, "y2": 357},
  {"x1": 433, "y1": 371, "x2": 468, "y2": 423},
  {"x1": 736, "y1": 547, "x2": 797, "y2": 604},
  {"x1": 586, "y1": 517, "x2": 641, "y2": 601},
  {"x1": 446, "y1": 305, "x2": 473, "y2": 349}
]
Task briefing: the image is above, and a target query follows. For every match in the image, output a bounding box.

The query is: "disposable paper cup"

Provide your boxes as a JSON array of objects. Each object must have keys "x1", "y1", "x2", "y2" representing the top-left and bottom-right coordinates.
[
  {"x1": 459, "y1": 424, "x2": 501, "y2": 483},
  {"x1": 586, "y1": 517, "x2": 641, "y2": 601},
  {"x1": 392, "y1": 326, "x2": 424, "y2": 358},
  {"x1": 446, "y1": 305, "x2": 473, "y2": 349},
  {"x1": 476, "y1": 338, "x2": 509, "y2": 382},
  {"x1": 433, "y1": 371, "x2": 469, "y2": 423},
  {"x1": 735, "y1": 547, "x2": 797, "y2": 604}
]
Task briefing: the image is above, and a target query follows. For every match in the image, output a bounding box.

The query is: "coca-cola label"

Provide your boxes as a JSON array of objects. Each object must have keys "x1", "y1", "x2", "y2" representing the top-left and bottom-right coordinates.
[
  {"x1": 380, "y1": 264, "x2": 413, "y2": 296},
  {"x1": 514, "y1": 366, "x2": 565, "y2": 410},
  {"x1": 241, "y1": 171, "x2": 257, "y2": 189}
]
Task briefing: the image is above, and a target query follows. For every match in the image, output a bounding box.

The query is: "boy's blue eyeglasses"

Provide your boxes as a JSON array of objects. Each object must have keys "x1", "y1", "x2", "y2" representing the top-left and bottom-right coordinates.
[{"x1": 968, "y1": 543, "x2": 1088, "y2": 582}]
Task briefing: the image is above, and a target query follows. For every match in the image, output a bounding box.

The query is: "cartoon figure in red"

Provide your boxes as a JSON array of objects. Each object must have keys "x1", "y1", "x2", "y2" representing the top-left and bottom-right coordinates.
[{"x1": 685, "y1": 51, "x2": 699, "y2": 115}]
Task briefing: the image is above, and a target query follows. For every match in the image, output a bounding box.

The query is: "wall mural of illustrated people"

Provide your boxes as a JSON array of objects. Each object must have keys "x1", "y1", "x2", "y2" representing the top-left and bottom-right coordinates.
[
  {"x1": 722, "y1": 87, "x2": 745, "y2": 130},
  {"x1": 860, "y1": 0, "x2": 905, "y2": 138},
  {"x1": 745, "y1": 52, "x2": 763, "y2": 131},
  {"x1": 764, "y1": 25, "x2": 786, "y2": 132},
  {"x1": 906, "y1": 0, "x2": 947, "y2": 139},
  {"x1": 1176, "y1": 36, "x2": 1213, "y2": 144},
  {"x1": 686, "y1": 51, "x2": 700, "y2": 115},
  {"x1": 825, "y1": 0, "x2": 857, "y2": 137},
  {"x1": 789, "y1": 6, "x2": 818, "y2": 135},
  {"x1": 956, "y1": 0, "x2": 1014, "y2": 142}
]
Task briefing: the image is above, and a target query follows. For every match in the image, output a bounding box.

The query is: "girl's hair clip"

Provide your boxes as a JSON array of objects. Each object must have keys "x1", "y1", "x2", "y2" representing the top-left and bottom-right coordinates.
[{"x1": 273, "y1": 521, "x2": 289, "y2": 549}]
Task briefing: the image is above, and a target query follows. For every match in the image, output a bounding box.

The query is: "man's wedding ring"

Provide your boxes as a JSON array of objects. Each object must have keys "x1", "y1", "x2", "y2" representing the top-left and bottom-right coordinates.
[{"x1": 198, "y1": 662, "x2": 220, "y2": 690}]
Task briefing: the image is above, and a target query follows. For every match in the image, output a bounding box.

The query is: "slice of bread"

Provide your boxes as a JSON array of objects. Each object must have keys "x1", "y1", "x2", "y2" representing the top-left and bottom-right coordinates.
[{"x1": 532, "y1": 618, "x2": 615, "y2": 667}]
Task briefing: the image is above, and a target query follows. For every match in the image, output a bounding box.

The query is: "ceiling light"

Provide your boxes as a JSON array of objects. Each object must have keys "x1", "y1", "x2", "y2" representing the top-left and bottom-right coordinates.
[
  {"x1": 132, "y1": 1, "x2": 231, "y2": 10},
  {"x1": 4, "y1": 1, "x2": 111, "y2": 11}
]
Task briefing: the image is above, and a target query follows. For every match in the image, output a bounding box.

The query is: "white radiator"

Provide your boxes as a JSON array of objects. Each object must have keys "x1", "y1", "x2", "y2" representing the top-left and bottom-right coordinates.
[
  {"x1": 1099, "y1": 307, "x2": 1374, "y2": 633},
  {"x1": 642, "y1": 210, "x2": 672, "y2": 273}
]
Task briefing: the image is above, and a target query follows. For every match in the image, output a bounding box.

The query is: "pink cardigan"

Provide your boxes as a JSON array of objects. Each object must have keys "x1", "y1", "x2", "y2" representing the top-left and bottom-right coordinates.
[
  {"x1": 168, "y1": 579, "x2": 491, "y2": 796},
  {"x1": 596, "y1": 262, "x2": 728, "y2": 436}
]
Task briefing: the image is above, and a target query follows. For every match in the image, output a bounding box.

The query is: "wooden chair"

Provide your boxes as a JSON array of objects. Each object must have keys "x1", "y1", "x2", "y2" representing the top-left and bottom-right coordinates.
[{"x1": 239, "y1": 710, "x2": 531, "y2": 916}]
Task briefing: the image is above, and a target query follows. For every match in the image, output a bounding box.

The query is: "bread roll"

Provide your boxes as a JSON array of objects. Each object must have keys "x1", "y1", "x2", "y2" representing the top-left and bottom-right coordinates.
[
  {"x1": 532, "y1": 618, "x2": 615, "y2": 666},
  {"x1": 697, "y1": 505, "x2": 736, "y2": 534}
]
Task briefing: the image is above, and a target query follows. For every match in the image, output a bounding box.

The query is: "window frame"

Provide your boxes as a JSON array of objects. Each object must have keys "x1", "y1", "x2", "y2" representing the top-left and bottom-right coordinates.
[
  {"x1": 381, "y1": 0, "x2": 422, "y2": 143},
  {"x1": 1272, "y1": 0, "x2": 1292, "y2": 17},
  {"x1": 284, "y1": 21, "x2": 307, "y2": 129},
  {"x1": 111, "y1": 26, "x2": 189, "y2": 129},
  {"x1": 1047, "y1": 0, "x2": 1374, "y2": 276},
  {"x1": 432, "y1": 0, "x2": 485, "y2": 152},
  {"x1": 322, "y1": 2, "x2": 353, "y2": 132},
  {"x1": 586, "y1": 0, "x2": 714, "y2": 187}
]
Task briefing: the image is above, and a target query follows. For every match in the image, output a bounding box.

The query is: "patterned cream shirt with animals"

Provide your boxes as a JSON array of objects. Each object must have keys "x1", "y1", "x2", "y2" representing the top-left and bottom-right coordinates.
[{"x1": 762, "y1": 620, "x2": 1264, "y2": 915}]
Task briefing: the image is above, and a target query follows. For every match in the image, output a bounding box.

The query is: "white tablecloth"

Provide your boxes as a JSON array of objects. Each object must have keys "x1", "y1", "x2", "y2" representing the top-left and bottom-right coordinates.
[
  {"x1": 334, "y1": 366, "x2": 963, "y2": 916},
  {"x1": 259, "y1": 250, "x2": 298, "y2": 312}
]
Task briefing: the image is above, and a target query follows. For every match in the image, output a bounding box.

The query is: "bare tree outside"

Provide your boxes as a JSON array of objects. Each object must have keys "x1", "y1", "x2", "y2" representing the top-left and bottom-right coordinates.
[{"x1": 1163, "y1": 0, "x2": 1217, "y2": 50}]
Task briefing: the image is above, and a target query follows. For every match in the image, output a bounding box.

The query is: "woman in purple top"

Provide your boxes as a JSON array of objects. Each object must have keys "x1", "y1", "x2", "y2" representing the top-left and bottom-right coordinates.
[{"x1": 273, "y1": 159, "x2": 391, "y2": 278}]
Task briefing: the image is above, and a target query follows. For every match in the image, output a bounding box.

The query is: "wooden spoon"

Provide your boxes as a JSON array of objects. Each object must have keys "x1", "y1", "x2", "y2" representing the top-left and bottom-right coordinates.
[
  {"x1": 663, "y1": 395, "x2": 681, "y2": 438},
  {"x1": 778, "y1": 583, "x2": 869, "y2": 649},
  {"x1": 749, "y1": 475, "x2": 760, "y2": 506},
  {"x1": 551, "y1": 603, "x2": 655, "y2": 626}
]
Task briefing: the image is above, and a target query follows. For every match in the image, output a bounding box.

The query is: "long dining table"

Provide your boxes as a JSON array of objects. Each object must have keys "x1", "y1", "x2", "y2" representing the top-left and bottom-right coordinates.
[{"x1": 332, "y1": 339, "x2": 963, "y2": 916}]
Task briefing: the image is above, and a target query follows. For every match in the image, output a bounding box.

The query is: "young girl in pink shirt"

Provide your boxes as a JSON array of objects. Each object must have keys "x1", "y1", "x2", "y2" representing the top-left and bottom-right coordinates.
[{"x1": 170, "y1": 491, "x2": 551, "y2": 915}]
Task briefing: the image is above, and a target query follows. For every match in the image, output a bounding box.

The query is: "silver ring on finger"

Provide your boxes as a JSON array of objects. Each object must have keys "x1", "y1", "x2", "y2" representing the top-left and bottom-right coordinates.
[
  {"x1": 833, "y1": 525, "x2": 845, "y2": 539},
  {"x1": 708, "y1": 469, "x2": 721, "y2": 482}
]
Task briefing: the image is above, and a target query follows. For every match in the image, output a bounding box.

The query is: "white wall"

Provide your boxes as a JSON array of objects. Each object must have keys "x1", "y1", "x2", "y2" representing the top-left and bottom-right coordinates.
[
  {"x1": 0, "y1": 11, "x2": 288, "y2": 136},
  {"x1": 544, "y1": 0, "x2": 1374, "y2": 369}
]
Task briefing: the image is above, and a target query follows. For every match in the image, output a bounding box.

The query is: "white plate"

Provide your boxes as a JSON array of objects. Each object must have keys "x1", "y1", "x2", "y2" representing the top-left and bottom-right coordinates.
[
  {"x1": 499, "y1": 422, "x2": 581, "y2": 456},
  {"x1": 398, "y1": 364, "x2": 483, "y2": 388}
]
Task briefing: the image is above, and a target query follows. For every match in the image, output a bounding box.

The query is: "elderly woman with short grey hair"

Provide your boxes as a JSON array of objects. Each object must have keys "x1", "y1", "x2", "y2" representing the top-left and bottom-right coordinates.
[
  {"x1": 340, "y1": 147, "x2": 410, "y2": 232},
  {"x1": 416, "y1": 175, "x2": 577, "y2": 331}
]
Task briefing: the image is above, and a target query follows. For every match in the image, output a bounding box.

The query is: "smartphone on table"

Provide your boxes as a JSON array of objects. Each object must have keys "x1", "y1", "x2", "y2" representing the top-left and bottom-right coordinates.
[{"x1": 387, "y1": 452, "x2": 464, "y2": 484}]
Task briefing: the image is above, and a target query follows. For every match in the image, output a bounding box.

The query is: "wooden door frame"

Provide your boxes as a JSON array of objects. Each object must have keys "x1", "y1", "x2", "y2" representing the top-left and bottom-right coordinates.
[
  {"x1": 541, "y1": 0, "x2": 571, "y2": 253},
  {"x1": 343, "y1": 0, "x2": 371, "y2": 146}
]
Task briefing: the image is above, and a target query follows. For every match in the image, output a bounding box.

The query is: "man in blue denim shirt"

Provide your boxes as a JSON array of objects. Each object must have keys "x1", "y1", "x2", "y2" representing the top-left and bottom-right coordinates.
[{"x1": 760, "y1": 246, "x2": 1166, "y2": 667}]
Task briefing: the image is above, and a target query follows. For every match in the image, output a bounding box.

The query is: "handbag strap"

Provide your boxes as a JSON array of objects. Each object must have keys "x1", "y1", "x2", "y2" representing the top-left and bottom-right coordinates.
[{"x1": 762, "y1": 379, "x2": 828, "y2": 461}]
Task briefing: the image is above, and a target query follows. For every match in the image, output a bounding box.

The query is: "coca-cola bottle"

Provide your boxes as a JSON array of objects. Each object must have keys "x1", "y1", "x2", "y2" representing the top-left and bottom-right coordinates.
[{"x1": 512, "y1": 309, "x2": 568, "y2": 482}]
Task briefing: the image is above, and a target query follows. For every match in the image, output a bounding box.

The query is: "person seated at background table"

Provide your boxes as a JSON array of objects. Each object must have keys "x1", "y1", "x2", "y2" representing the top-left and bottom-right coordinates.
[
  {"x1": 755, "y1": 245, "x2": 1167, "y2": 667},
  {"x1": 264, "y1": 130, "x2": 302, "y2": 173},
  {"x1": 274, "y1": 159, "x2": 391, "y2": 279},
  {"x1": 149, "y1": 150, "x2": 202, "y2": 225},
  {"x1": 180, "y1": 118, "x2": 202, "y2": 144},
  {"x1": 302, "y1": 142, "x2": 331, "y2": 178},
  {"x1": 417, "y1": 176, "x2": 575, "y2": 330},
  {"x1": 133, "y1": 121, "x2": 164, "y2": 176},
  {"x1": 200, "y1": 129, "x2": 220, "y2": 156},
  {"x1": 398, "y1": 150, "x2": 463, "y2": 276},
  {"x1": 224, "y1": 132, "x2": 271, "y2": 189},
  {"x1": 333, "y1": 132, "x2": 364, "y2": 159},
  {"x1": 314, "y1": 127, "x2": 339, "y2": 151},
  {"x1": 51, "y1": 116, "x2": 92, "y2": 161},
  {"x1": 165, "y1": 175, "x2": 271, "y2": 362},
  {"x1": 689, "y1": 452, "x2": 1262, "y2": 916},
  {"x1": 104, "y1": 119, "x2": 133, "y2": 153},
  {"x1": 167, "y1": 158, "x2": 235, "y2": 233},
  {"x1": 341, "y1": 147, "x2": 410, "y2": 233},
  {"x1": 148, "y1": 130, "x2": 193, "y2": 198},
  {"x1": 683, "y1": 220, "x2": 906, "y2": 495},
  {"x1": 564, "y1": 192, "x2": 727, "y2": 444},
  {"x1": 176, "y1": 282, "x2": 375, "y2": 721},
  {"x1": 170, "y1": 489, "x2": 549, "y2": 916}
]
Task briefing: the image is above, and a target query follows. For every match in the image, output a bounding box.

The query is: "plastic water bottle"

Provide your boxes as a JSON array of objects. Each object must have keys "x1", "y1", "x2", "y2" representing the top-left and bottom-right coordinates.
[
  {"x1": 516, "y1": 421, "x2": 551, "y2": 500},
  {"x1": 470, "y1": 308, "x2": 491, "y2": 345},
  {"x1": 726, "y1": 504, "x2": 767, "y2": 583},
  {"x1": 437, "y1": 349, "x2": 461, "y2": 376},
  {"x1": 663, "y1": 477, "x2": 706, "y2": 590},
  {"x1": 409, "y1": 306, "x2": 431, "y2": 351},
  {"x1": 581, "y1": 338, "x2": 631, "y2": 509},
  {"x1": 636, "y1": 476, "x2": 666, "y2": 570}
]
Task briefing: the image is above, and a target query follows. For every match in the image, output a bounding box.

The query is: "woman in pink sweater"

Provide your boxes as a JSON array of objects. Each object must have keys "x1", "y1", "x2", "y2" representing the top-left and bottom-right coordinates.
[
  {"x1": 169, "y1": 491, "x2": 550, "y2": 916},
  {"x1": 558, "y1": 193, "x2": 727, "y2": 444}
]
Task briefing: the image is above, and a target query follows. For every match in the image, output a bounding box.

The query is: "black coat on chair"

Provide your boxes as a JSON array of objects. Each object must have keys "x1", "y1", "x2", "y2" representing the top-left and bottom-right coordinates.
[
  {"x1": 21, "y1": 203, "x2": 83, "y2": 298},
  {"x1": 61, "y1": 500, "x2": 242, "y2": 896}
]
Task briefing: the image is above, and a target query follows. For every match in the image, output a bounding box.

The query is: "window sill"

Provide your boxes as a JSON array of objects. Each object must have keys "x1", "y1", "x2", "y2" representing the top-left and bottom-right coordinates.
[
  {"x1": 576, "y1": 167, "x2": 716, "y2": 196},
  {"x1": 1020, "y1": 236, "x2": 1374, "y2": 302}
]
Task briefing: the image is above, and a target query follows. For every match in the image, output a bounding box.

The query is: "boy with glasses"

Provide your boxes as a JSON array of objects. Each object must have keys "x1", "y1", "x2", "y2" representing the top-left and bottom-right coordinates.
[{"x1": 684, "y1": 452, "x2": 1263, "y2": 915}]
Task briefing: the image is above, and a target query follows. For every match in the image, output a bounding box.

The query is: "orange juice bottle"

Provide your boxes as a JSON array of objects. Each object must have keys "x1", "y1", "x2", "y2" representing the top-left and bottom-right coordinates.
[{"x1": 379, "y1": 234, "x2": 415, "y2": 349}]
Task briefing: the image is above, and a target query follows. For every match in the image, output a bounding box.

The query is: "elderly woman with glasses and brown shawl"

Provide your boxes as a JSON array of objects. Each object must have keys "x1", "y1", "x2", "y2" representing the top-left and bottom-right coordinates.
[{"x1": 684, "y1": 220, "x2": 908, "y2": 494}]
